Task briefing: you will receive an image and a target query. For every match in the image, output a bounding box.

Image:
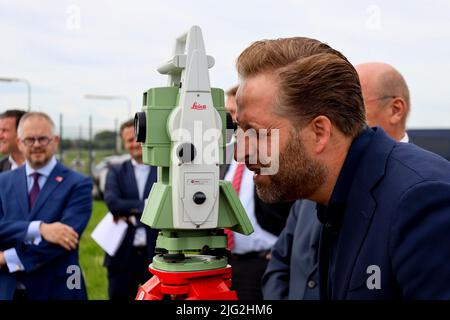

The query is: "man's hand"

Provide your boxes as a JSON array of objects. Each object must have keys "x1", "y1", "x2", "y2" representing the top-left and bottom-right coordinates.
[
  {"x1": 39, "y1": 222, "x2": 79, "y2": 251},
  {"x1": 0, "y1": 251, "x2": 5, "y2": 266}
]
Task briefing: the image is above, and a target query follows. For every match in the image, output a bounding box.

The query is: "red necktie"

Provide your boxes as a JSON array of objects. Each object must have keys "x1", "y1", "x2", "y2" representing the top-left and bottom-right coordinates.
[
  {"x1": 225, "y1": 163, "x2": 245, "y2": 251},
  {"x1": 29, "y1": 172, "x2": 41, "y2": 209}
]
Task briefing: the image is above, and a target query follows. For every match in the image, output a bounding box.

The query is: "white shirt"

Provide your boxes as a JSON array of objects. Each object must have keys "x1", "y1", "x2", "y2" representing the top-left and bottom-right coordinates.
[
  {"x1": 131, "y1": 159, "x2": 151, "y2": 247},
  {"x1": 8, "y1": 155, "x2": 19, "y2": 170},
  {"x1": 400, "y1": 132, "x2": 409, "y2": 143},
  {"x1": 25, "y1": 156, "x2": 58, "y2": 192},
  {"x1": 131, "y1": 159, "x2": 151, "y2": 201},
  {"x1": 224, "y1": 160, "x2": 278, "y2": 254}
]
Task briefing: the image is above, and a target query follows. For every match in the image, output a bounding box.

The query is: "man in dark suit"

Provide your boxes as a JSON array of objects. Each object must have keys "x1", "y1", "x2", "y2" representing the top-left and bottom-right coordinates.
[
  {"x1": 235, "y1": 38, "x2": 450, "y2": 299},
  {"x1": 0, "y1": 109, "x2": 26, "y2": 172},
  {"x1": 263, "y1": 62, "x2": 414, "y2": 299},
  {"x1": 0, "y1": 112, "x2": 92, "y2": 300},
  {"x1": 103, "y1": 119, "x2": 158, "y2": 300},
  {"x1": 262, "y1": 200, "x2": 320, "y2": 300}
]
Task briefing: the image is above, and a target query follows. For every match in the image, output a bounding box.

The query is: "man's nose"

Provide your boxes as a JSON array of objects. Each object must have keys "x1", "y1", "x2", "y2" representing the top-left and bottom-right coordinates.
[
  {"x1": 31, "y1": 139, "x2": 44, "y2": 147},
  {"x1": 233, "y1": 135, "x2": 257, "y2": 163}
]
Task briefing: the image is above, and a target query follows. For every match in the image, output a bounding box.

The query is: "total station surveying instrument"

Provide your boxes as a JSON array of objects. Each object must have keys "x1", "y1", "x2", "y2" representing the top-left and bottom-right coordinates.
[{"x1": 134, "y1": 26, "x2": 253, "y2": 300}]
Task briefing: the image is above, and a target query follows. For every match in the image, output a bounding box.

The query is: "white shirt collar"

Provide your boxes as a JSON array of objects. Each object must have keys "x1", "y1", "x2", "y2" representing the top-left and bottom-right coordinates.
[
  {"x1": 8, "y1": 155, "x2": 19, "y2": 170},
  {"x1": 131, "y1": 158, "x2": 147, "y2": 169},
  {"x1": 400, "y1": 132, "x2": 409, "y2": 143},
  {"x1": 25, "y1": 156, "x2": 58, "y2": 177}
]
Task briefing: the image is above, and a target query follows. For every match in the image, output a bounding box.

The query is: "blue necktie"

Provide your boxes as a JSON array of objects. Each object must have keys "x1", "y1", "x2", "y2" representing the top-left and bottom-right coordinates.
[{"x1": 29, "y1": 172, "x2": 40, "y2": 209}]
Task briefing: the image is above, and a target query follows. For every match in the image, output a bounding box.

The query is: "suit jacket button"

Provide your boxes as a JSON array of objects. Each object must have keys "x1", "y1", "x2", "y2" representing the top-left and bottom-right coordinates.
[{"x1": 307, "y1": 280, "x2": 317, "y2": 289}]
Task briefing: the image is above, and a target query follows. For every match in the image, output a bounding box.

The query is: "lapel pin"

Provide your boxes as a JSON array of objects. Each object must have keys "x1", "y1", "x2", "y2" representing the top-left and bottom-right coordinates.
[{"x1": 55, "y1": 176, "x2": 63, "y2": 182}]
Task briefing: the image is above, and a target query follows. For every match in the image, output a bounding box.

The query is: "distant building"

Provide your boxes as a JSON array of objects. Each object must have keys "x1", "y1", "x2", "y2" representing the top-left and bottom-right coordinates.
[{"x1": 409, "y1": 129, "x2": 450, "y2": 161}]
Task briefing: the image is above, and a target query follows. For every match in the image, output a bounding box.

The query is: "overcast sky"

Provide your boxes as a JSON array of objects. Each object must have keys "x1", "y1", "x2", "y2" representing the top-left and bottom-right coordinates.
[{"x1": 1, "y1": 0, "x2": 449, "y2": 136}]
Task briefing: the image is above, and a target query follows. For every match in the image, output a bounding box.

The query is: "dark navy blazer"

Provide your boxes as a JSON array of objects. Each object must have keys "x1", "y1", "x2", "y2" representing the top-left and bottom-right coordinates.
[
  {"x1": 0, "y1": 163, "x2": 92, "y2": 300},
  {"x1": 103, "y1": 160, "x2": 158, "y2": 270},
  {"x1": 264, "y1": 127, "x2": 450, "y2": 299},
  {"x1": 262, "y1": 199, "x2": 320, "y2": 300}
]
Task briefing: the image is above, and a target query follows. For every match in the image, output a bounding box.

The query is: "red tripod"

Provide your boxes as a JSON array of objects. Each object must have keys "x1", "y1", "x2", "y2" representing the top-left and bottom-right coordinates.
[{"x1": 136, "y1": 265, "x2": 237, "y2": 300}]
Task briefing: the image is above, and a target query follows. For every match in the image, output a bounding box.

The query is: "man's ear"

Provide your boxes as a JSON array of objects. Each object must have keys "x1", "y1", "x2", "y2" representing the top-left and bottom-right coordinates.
[
  {"x1": 307, "y1": 115, "x2": 332, "y2": 154},
  {"x1": 389, "y1": 98, "x2": 407, "y2": 125},
  {"x1": 53, "y1": 135, "x2": 61, "y2": 147},
  {"x1": 16, "y1": 136, "x2": 24, "y2": 153}
]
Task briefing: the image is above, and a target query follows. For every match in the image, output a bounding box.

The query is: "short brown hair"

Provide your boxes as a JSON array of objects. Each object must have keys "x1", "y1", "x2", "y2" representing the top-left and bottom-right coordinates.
[
  {"x1": 120, "y1": 119, "x2": 135, "y2": 135},
  {"x1": 0, "y1": 109, "x2": 27, "y2": 129},
  {"x1": 237, "y1": 37, "x2": 366, "y2": 137}
]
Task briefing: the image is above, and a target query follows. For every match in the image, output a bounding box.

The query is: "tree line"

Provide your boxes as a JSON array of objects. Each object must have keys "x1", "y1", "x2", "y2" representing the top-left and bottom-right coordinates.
[{"x1": 61, "y1": 130, "x2": 117, "y2": 149}]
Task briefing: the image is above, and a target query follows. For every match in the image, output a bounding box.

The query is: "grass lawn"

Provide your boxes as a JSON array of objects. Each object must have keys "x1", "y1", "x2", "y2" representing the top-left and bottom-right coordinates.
[
  {"x1": 79, "y1": 200, "x2": 109, "y2": 300},
  {"x1": 61, "y1": 149, "x2": 118, "y2": 299}
]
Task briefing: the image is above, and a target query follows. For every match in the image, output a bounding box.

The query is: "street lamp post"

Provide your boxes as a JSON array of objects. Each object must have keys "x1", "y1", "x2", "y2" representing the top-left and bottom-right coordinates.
[{"x1": 0, "y1": 77, "x2": 31, "y2": 111}]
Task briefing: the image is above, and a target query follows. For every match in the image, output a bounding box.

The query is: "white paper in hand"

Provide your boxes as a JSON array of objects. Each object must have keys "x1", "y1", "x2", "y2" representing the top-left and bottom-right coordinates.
[{"x1": 91, "y1": 212, "x2": 128, "y2": 256}]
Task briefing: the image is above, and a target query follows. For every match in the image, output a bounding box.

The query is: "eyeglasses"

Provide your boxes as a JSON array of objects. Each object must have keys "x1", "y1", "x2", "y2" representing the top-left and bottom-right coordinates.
[
  {"x1": 365, "y1": 95, "x2": 397, "y2": 104},
  {"x1": 21, "y1": 136, "x2": 53, "y2": 146}
]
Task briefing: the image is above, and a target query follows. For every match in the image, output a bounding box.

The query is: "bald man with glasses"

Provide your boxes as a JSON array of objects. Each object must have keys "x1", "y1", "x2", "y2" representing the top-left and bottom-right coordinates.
[
  {"x1": 357, "y1": 62, "x2": 411, "y2": 142},
  {"x1": 0, "y1": 112, "x2": 92, "y2": 300}
]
